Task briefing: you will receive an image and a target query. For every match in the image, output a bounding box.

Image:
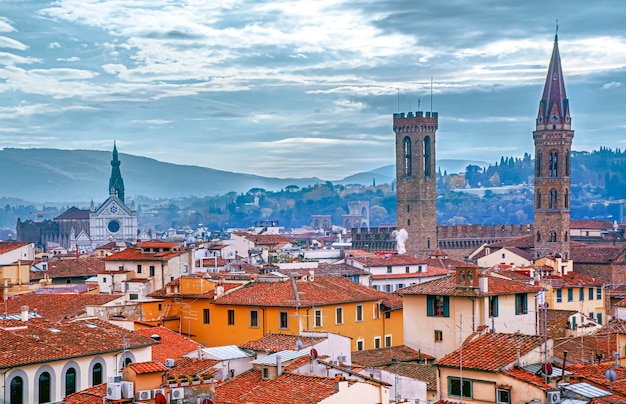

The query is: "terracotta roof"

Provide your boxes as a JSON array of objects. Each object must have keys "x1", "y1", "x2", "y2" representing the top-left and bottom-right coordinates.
[
  {"x1": 240, "y1": 332, "x2": 327, "y2": 353},
  {"x1": 397, "y1": 274, "x2": 543, "y2": 297},
  {"x1": 55, "y1": 206, "x2": 90, "y2": 220},
  {"x1": 214, "y1": 276, "x2": 389, "y2": 307},
  {"x1": 147, "y1": 282, "x2": 240, "y2": 299},
  {"x1": 0, "y1": 318, "x2": 155, "y2": 369},
  {"x1": 295, "y1": 262, "x2": 369, "y2": 277},
  {"x1": 30, "y1": 257, "x2": 105, "y2": 280},
  {"x1": 381, "y1": 292, "x2": 403, "y2": 310},
  {"x1": 352, "y1": 345, "x2": 433, "y2": 367},
  {"x1": 127, "y1": 361, "x2": 168, "y2": 374},
  {"x1": 0, "y1": 241, "x2": 30, "y2": 255},
  {"x1": 571, "y1": 220, "x2": 614, "y2": 230},
  {"x1": 371, "y1": 268, "x2": 448, "y2": 279},
  {"x1": 137, "y1": 240, "x2": 181, "y2": 249},
  {"x1": 214, "y1": 369, "x2": 352, "y2": 404},
  {"x1": 541, "y1": 271, "x2": 604, "y2": 287},
  {"x1": 348, "y1": 255, "x2": 426, "y2": 267},
  {"x1": 437, "y1": 332, "x2": 543, "y2": 371},
  {"x1": 63, "y1": 383, "x2": 107, "y2": 403},
  {"x1": 104, "y1": 247, "x2": 185, "y2": 262},
  {"x1": 422, "y1": 256, "x2": 476, "y2": 271},
  {"x1": 546, "y1": 309, "x2": 578, "y2": 324},
  {"x1": 135, "y1": 326, "x2": 204, "y2": 362},
  {"x1": 486, "y1": 235, "x2": 535, "y2": 249},
  {"x1": 502, "y1": 368, "x2": 552, "y2": 390},
  {"x1": 161, "y1": 356, "x2": 220, "y2": 378},
  {"x1": 486, "y1": 268, "x2": 533, "y2": 282},
  {"x1": 571, "y1": 246, "x2": 626, "y2": 264},
  {"x1": 2, "y1": 293, "x2": 123, "y2": 322},
  {"x1": 233, "y1": 233, "x2": 292, "y2": 246},
  {"x1": 553, "y1": 324, "x2": 619, "y2": 365},
  {"x1": 567, "y1": 361, "x2": 626, "y2": 396},
  {"x1": 378, "y1": 363, "x2": 437, "y2": 390}
]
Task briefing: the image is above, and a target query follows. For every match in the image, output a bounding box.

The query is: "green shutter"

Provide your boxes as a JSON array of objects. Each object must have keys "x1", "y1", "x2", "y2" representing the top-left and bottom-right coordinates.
[
  {"x1": 427, "y1": 296, "x2": 434, "y2": 317},
  {"x1": 443, "y1": 296, "x2": 450, "y2": 317},
  {"x1": 493, "y1": 296, "x2": 499, "y2": 317}
]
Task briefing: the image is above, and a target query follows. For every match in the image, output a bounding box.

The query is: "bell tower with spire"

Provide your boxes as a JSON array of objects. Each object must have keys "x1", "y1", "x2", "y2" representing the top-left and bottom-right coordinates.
[
  {"x1": 533, "y1": 30, "x2": 573, "y2": 260},
  {"x1": 109, "y1": 141, "x2": 125, "y2": 203}
]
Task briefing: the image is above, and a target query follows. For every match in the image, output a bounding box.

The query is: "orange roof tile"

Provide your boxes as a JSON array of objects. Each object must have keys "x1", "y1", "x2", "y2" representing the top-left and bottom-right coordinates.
[
  {"x1": 30, "y1": 257, "x2": 105, "y2": 280},
  {"x1": 127, "y1": 361, "x2": 168, "y2": 374},
  {"x1": 352, "y1": 345, "x2": 433, "y2": 367},
  {"x1": 214, "y1": 276, "x2": 388, "y2": 307},
  {"x1": 438, "y1": 333, "x2": 543, "y2": 371},
  {"x1": 104, "y1": 247, "x2": 185, "y2": 262},
  {"x1": 63, "y1": 383, "x2": 107, "y2": 403},
  {"x1": 0, "y1": 241, "x2": 30, "y2": 255},
  {"x1": 398, "y1": 274, "x2": 543, "y2": 297},
  {"x1": 378, "y1": 362, "x2": 437, "y2": 390},
  {"x1": 240, "y1": 333, "x2": 327, "y2": 353},
  {"x1": 541, "y1": 271, "x2": 604, "y2": 287},
  {"x1": 135, "y1": 326, "x2": 204, "y2": 363},
  {"x1": 2, "y1": 293, "x2": 123, "y2": 322},
  {"x1": 503, "y1": 368, "x2": 552, "y2": 390},
  {"x1": 348, "y1": 255, "x2": 426, "y2": 267}
]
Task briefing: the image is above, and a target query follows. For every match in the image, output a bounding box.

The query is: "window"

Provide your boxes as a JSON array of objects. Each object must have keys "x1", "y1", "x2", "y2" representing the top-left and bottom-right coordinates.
[
  {"x1": 203, "y1": 309, "x2": 210, "y2": 324},
  {"x1": 279, "y1": 311, "x2": 289, "y2": 329},
  {"x1": 336, "y1": 307, "x2": 344, "y2": 324},
  {"x1": 424, "y1": 136, "x2": 432, "y2": 177},
  {"x1": 567, "y1": 288, "x2": 573, "y2": 302},
  {"x1": 137, "y1": 264, "x2": 142, "y2": 274},
  {"x1": 496, "y1": 388, "x2": 511, "y2": 404},
  {"x1": 427, "y1": 295, "x2": 450, "y2": 317},
  {"x1": 385, "y1": 284, "x2": 393, "y2": 293},
  {"x1": 589, "y1": 288, "x2": 594, "y2": 300},
  {"x1": 158, "y1": 303, "x2": 162, "y2": 311},
  {"x1": 129, "y1": 293, "x2": 138, "y2": 300},
  {"x1": 39, "y1": 372, "x2": 51, "y2": 404},
  {"x1": 589, "y1": 312, "x2": 594, "y2": 320},
  {"x1": 65, "y1": 368, "x2": 76, "y2": 396},
  {"x1": 448, "y1": 377, "x2": 472, "y2": 398},
  {"x1": 489, "y1": 296, "x2": 499, "y2": 317},
  {"x1": 579, "y1": 288, "x2": 584, "y2": 301},
  {"x1": 385, "y1": 335, "x2": 392, "y2": 347},
  {"x1": 262, "y1": 368, "x2": 269, "y2": 379},
  {"x1": 597, "y1": 288, "x2": 602, "y2": 300},
  {"x1": 10, "y1": 376, "x2": 23, "y2": 404},
  {"x1": 356, "y1": 304, "x2": 363, "y2": 322},
  {"x1": 549, "y1": 189, "x2": 557, "y2": 209},
  {"x1": 374, "y1": 337, "x2": 381, "y2": 349},
  {"x1": 314, "y1": 309, "x2": 322, "y2": 327},
  {"x1": 598, "y1": 313, "x2": 603, "y2": 325},
  {"x1": 536, "y1": 190, "x2": 541, "y2": 209},
  {"x1": 357, "y1": 339, "x2": 364, "y2": 351},
  {"x1": 403, "y1": 137, "x2": 412, "y2": 177},
  {"x1": 373, "y1": 303, "x2": 380, "y2": 319},
  {"x1": 250, "y1": 310, "x2": 259, "y2": 328},
  {"x1": 556, "y1": 289, "x2": 562, "y2": 303},
  {"x1": 405, "y1": 266, "x2": 410, "y2": 273},
  {"x1": 149, "y1": 265, "x2": 155, "y2": 276},
  {"x1": 92, "y1": 363, "x2": 103, "y2": 386},
  {"x1": 228, "y1": 309, "x2": 235, "y2": 325},
  {"x1": 515, "y1": 293, "x2": 528, "y2": 315},
  {"x1": 434, "y1": 330, "x2": 443, "y2": 342},
  {"x1": 385, "y1": 311, "x2": 391, "y2": 319},
  {"x1": 387, "y1": 266, "x2": 392, "y2": 274},
  {"x1": 397, "y1": 283, "x2": 405, "y2": 289}
]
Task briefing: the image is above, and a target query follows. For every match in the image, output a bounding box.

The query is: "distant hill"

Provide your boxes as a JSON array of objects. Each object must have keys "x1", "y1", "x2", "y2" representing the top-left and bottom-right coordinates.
[{"x1": 0, "y1": 148, "x2": 491, "y2": 203}]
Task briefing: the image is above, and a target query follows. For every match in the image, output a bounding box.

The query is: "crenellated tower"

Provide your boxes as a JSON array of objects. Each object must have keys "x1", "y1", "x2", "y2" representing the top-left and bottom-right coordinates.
[
  {"x1": 533, "y1": 33, "x2": 573, "y2": 260},
  {"x1": 109, "y1": 141, "x2": 125, "y2": 203},
  {"x1": 394, "y1": 110, "x2": 438, "y2": 257}
]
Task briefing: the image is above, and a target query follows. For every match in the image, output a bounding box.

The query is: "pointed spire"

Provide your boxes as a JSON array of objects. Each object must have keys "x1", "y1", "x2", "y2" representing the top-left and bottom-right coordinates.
[
  {"x1": 538, "y1": 31, "x2": 570, "y2": 125},
  {"x1": 109, "y1": 142, "x2": 125, "y2": 203}
]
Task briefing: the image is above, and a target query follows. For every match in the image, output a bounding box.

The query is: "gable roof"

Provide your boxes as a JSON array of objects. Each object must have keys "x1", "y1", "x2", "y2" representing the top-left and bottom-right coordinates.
[
  {"x1": 571, "y1": 246, "x2": 626, "y2": 264},
  {"x1": 55, "y1": 206, "x2": 90, "y2": 220},
  {"x1": 104, "y1": 247, "x2": 186, "y2": 262},
  {"x1": 397, "y1": 274, "x2": 543, "y2": 297},
  {"x1": 437, "y1": 332, "x2": 543, "y2": 371},
  {"x1": 352, "y1": 345, "x2": 433, "y2": 367},
  {"x1": 378, "y1": 363, "x2": 437, "y2": 390},
  {"x1": 347, "y1": 254, "x2": 426, "y2": 267},
  {"x1": 63, "y1": 383, "x2": 107, "y2": 404},
  {"x1": 240, "y1": 332, "x2": 327, "y2": 353},
  {"x1": 541, "y1": 271, "x2": 604, "y2": 288},
  {"x1": 135, "y1": 326, "x2": 204, "y2": 362},
  {"x1": 0, "y1": 241, "x2": 30, "y2": 255},
  {"x1": 214, "y1": 276, "x2": 389, "y2": 307},
  {"x1": 2, "y1": 293, "x2": 123, "y2": 322},
  {"x1": 30, "y1": 257, "x2": 105, "y2": 280}
]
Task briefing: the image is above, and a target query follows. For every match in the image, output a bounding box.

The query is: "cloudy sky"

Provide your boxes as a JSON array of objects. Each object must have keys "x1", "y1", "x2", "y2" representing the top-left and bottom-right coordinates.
[{"x1": 1, "y1": 0, "x2": 625, "y2": 180}]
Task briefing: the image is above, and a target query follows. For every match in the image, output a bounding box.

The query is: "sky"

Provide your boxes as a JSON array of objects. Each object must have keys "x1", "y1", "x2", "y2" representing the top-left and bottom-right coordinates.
[{"x1": 1, "y1": 1, "x2": 625, "y2": 180}]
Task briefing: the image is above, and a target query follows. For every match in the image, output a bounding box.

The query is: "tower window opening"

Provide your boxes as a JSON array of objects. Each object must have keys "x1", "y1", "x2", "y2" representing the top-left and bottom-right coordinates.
[
  {"x1": 549, "y1": 189, "x2": 557, "y2": 209},
  {"x1": 403, "y1": 137, "x2": 412, "y2": 177},
  {"x1": 423, "y1": 136, "x2": 432, "y2": 177}
]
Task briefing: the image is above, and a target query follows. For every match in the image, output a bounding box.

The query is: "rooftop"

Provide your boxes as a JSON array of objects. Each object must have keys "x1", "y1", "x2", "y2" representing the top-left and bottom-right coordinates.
[
  {"x1": 352, "y1": 345, "x2": 433, "y2": 367},
  {"x1": 240, "y1": 332, "x2": 327, "y2": 353},
  {"x1": 398, "y1": 274, "x2": 543, "y2": 297},
  {"x1": 1, "y1": 293, "x2": 123, "y2": 322},
  {"x1": 135, "y1": 326, "x2": 204, "y2": 363}
]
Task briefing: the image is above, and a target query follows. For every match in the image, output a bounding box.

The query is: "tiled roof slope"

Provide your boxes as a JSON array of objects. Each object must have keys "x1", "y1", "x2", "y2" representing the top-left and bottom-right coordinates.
[
  {"x1": 503, "y1": 368, "x2": 552, "y2": 390},
  {"x1": 3, "y1": 293, "x2": 123, "y2": 322},
  {"x1": 135, "y1": 326, "x2": 203, "y2": 362},
  {"x1": 214, "y1": 276, "x2": 389, "y2": 307},
  {"x1": 297, "y1": 262, "x2": 369, "y2": 276},
  {"x1": 0, "y1": 318, "x2": 155, "y2": 369},
  {"x1": 437, "y1": 333, "x2": 543, "y2": 371},
  {"x1": 0, "y1": 241, "x2": 29, "y2": 255},
  {"x1": 570, "y1": 220, "x2": 614, "y2": 230},
  {"x1": 348, "y1": 254, "x2": 426, "y2": 266},
  {"x1": 163, "y1": 356, "x2": 220, "y2": 378},
  {"x1": 63, "y1": 383, "x2": 107, "y2": 404},
  {"x1": 568, "y1": 361, "x2": 626, "y2": 397},
  {"x1": 571, "y1": 246, "x2": 626, "y2": 264},
  {"x1": 104, "y1": 247, "x2": 185, "y2": 262},
  {"x1": 147, "y1": 282, "x2": 240, "y2": 299},
  {"x1": 127, "y1": 361, "x2": 167, "y2": 374},
  {"x1": 397, "y1": 274, "x2": 543, "y2": 297},
  {"x1": 553, "y1": 324, "x2": 618, "y2": 365},
  {"x1": 30, "y1": 257, "x2": 105, "y2": 280},
  {"x1": 541, "y1": 271, "x2": 604, "y2": 287},
  {"x1": 378, "y1": 363, "x2": 437, "y2": 390},
  {"x1": 214, "y1": 369, "x2": 352, "y2": 404},
  {"x1": 352, "y1": 345, "x2": 433, "y2": 367},
  {"x1": 55, "y1": 206, "x2": 90, "y2": 220},
  {"x1": 240, "y1": 332, "x2": 327, "y2": 353}
]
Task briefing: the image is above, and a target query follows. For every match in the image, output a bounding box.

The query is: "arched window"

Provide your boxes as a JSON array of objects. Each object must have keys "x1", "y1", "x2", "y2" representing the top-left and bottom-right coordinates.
[
  {"x1": 423, "y1": 136, "x2": 432, "y2": 177},
  {"x1": 403, "y1": 137, "x2": 412, "y2": 177},
  {"x1": 549, "y1": 232, "x2": 557, "y2": 242},
  {"x1": 564, "y1": 231, "x2": 569, "y2": 242},
  {"x1": 565, "y1": 151, "x2": 570, "y2": 176},
  {"x1": 39, "y1": 372, "x2": 51, "y2": 404},
  {"x1": 124, "y1": 357, "x2": 133, "y2": 367},
  {"x1": 536, "y1": 231, "x2": 541, "y2": 242},
  {"x1": 564, "y1": 189, "x2": 569, "y2": 209},
  {"x1": 10, "y1": 377, "x2": 23, "y2": 404},
  {"x1": 549, "y1": 151, "x2": 558, "y2": 177},
  {"x1": 536, "y1": 152, "x2": 542, "y2": 177},
  {"x1": 536, "y1": 190, "x2": 541, "y2": 209},
  {"x1": 92, "y1": 363, "x2": 103, "y2": 386},
  {"x1": 549, "y1": 189, "x2": 557, "y2": 209},
  {"x1": 427, "y1": 237, "x2": 431, "y2": 250},
  {"x1": 65, "y1": 368, "x2": 77, "y2": 396}
]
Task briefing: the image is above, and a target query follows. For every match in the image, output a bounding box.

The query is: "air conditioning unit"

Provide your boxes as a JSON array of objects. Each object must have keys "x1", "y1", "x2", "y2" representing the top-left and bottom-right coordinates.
[
  {"x1": 106, "y1": 383, "x2": 122, "y2": 400},
  {"x1": 108, "y1": 375, "x2": 122, "y2": 383},
  {"x1": 165, "y1": 358, "x2": 176, "y2": 367},
  {"x1": 546, "y1": 390, "x2": 561, "y2": 404},
  {"x1": 171, "y1": 387, "x2": 185, "y2": 400},
  {"x1": 137, "y1": 390, "x2": 151, "y2": 401},
  {"x1": 121, "y1": 381, "x2": 134, "y2": 398}
]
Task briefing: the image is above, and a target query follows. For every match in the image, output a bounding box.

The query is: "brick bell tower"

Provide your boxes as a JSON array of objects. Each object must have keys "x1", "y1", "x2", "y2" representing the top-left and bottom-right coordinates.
[
  {"x1": 394, "y1": 110, "x2": 438, "y2": 257},
  {"x1": 533, "y1": 32, "x2": 573, "y2": 260}
]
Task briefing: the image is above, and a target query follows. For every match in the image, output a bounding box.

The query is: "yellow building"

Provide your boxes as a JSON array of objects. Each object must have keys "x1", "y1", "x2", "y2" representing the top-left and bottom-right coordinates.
[
  {"x1": 540, "y1": 271, "x2": 606, "y2": 326},
  {"x1": 142, "y1": 274, "x2": 402, "y2": 352}
]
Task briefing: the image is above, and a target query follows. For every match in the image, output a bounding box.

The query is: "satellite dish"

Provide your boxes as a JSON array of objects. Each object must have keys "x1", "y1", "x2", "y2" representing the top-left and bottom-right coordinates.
[
  {"x1": 606, "y1": 368, "x2": 617, "y2": 382},
  {"x1": 154, "y1": 392, "x2": 167, "y2": 404}
]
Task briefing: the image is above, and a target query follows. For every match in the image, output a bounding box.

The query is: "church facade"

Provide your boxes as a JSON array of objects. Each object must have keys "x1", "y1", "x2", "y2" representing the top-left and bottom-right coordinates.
[{"x1": 17, "y1": 144, "x2": 142, "y2": 251}]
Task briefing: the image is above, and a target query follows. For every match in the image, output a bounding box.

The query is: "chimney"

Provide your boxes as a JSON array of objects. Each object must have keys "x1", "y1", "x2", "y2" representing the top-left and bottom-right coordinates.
[
  {"x1": 276, "y1": 354, "x2": 282, "y2": 376},
  {"x1": 21, "y1": 305, "x2": 28, "y2": 322},
  {"x1": 216, "y1": 285, "x2": 224, "y2": 297},
  {"x1": 334, "y1": 379, "x2": 348, "y2": 392},
  {"x1": 478, "y1": 275, "x2": 488, "y2": 293}
]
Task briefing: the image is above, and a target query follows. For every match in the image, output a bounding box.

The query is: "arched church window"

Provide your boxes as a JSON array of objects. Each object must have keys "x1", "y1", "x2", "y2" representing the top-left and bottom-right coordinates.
[
  {"x1": 536, "y1": 152, "x2": 542, "y2": 177},
  {"x1": 565, "y1": 151, "x2": 570, "y2": 176},
  {"x1": 403, "y1": 137, "x2": 412, "y2": 177},
  {"x1": 536, "y1": 232, "x2": 541, "y2": 242},
  {"x1": 549, "y1": 189, "x2": 557, "y2": 209},
  {"x1": 564, "y1": 189, "x2": 569, "y2": 209},
  {"x1": 549, "y1": 232, "x2": 557, "y2": 242},
  {"x1": 10, "y1": 376, "x2": 23, "y2": 404},
  {"x1": 536, "y1": 190, "x2": 541, "y2": 209},
  {"x1": 423, "y1": 136, "x2": 432, "y2": 177}
]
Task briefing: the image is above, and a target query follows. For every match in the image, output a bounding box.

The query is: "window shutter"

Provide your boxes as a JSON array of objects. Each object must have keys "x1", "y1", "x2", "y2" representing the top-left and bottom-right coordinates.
[
  {"x1": 443, "y1": 296, "x2": 450, "y2": 317},
  {"x1": 515, "y1": 295, "x2": 520, "y2": 314},
  {"x1": 493, "y1": 296, "x2": 499, "y2": 317},
  {"x1": 427, "y1": 296, "x2": 434, "y2": 317}
]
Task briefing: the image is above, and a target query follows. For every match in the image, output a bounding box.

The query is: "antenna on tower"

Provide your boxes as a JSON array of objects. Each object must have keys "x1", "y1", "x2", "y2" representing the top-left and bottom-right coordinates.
[
  {"x1": 397, "y1": 88, "x2": 400, "y2": 112},
  {"x1": 430, "y1": 77, "x2": 433, "y2": 114},
  {"x1": 418, "y1": 98, "x2": 421, "y2": 111}
]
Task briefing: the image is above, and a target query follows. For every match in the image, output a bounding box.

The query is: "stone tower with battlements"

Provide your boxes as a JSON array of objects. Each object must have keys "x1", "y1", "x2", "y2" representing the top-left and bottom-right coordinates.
[
  {"x1": 394, "y1": 110, "x2": 438, "y2": 257},
  {"x1": 533, "y1": 33, "x2": 573, "y2": 260}
]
